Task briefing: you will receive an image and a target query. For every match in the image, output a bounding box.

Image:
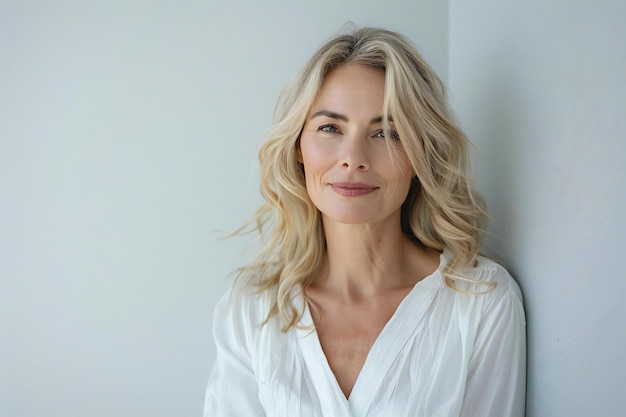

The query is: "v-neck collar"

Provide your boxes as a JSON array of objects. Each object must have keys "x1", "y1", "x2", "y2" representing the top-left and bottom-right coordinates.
[{"x1": 295, "y1": 251, "x2": 447, "y2": 417}]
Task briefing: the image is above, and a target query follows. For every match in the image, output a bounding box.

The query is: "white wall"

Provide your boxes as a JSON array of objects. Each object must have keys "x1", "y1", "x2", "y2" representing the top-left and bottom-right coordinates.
[
  {"x1": 0, "y1": 1, "x2": 447, "y2": 416},
  {"x1": 449, "y1": 1, "x2": 626, "y2": 416}
]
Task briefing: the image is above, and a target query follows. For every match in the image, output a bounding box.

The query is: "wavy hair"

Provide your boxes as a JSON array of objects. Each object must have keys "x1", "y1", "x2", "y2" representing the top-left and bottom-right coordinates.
[{"x1": 232, "y1": 27, "x2": 490, "y2": 331}]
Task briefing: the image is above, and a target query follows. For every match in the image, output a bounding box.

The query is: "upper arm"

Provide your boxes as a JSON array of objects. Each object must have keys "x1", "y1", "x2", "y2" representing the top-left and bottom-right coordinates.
[
  {"x1": 203, "y1": 293, "x2": 265, "y2": 417},
  {"x1": 460, "y1": 277, "x2": 527, "y2": 417}
]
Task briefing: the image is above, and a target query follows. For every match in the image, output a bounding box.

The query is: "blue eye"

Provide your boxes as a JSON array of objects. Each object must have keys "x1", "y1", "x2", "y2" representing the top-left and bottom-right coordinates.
[
  {"x1": 319, "y1": 124, "x2": 339, "y2": 133},
  {"x1": 376, "y1": 130, "x2": 401, "y2": 141}
]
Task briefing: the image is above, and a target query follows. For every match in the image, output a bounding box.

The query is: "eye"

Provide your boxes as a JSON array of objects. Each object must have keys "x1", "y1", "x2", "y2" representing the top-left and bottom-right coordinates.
[
  {"x1": 318, "y1": 124, "x2": 340, "y2": 133},
  {"x1": 375, "y1": 129, "x2": 401, "y2": 141}
]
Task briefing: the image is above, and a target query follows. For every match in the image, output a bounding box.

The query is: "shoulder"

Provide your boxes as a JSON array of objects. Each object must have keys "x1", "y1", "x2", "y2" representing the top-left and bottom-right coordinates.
[
  {"x1": 465, "y1": 257, "x2": 526, "y2": 331},
  {"x1": 211, "y1": 283, "x2": 282, "y2": 364},
  {"x1": 476, "y1": 256, "x2": 522, "y2": 297},
  {"x1": 214, "y1": 283, "x2": 277, "y2": 330},
  {"x1": 452, "y1": 254, "x2": 524, "y2": 315}
]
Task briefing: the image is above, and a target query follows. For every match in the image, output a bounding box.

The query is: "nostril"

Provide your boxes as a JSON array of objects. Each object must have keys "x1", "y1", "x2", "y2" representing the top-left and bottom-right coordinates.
[{"x1": 341, "y1": 161, "x2": 368, "y2": 169}]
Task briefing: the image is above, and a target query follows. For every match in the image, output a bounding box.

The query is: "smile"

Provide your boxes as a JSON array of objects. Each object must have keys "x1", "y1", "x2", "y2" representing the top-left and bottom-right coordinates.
[{"x1": 329, "y1": 182, "x2": 378, "y2": 197}]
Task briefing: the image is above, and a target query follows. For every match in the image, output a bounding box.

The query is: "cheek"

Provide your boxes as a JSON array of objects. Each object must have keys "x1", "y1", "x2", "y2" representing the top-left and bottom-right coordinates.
[
  {"x1": 385, "y1": 148, "x2": 414, "y2": 180},
  {"x1": 397, "y1": 157, "x2": 413, "y2": 178},
  {"x1": 387, "y1": 154, "x2": 414, "y2": 199},
  {"x1": 300, "y1": 141, "x2": 331, "y2": 176}
]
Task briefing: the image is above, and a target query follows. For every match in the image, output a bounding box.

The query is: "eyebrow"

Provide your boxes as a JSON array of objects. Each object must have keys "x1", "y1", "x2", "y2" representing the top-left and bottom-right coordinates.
[
  {"x1": 309, "y1": 110, "x2": 348, "y2": 122},
  {"x1": 309, "y1": 110, "x2": 393, "y2": 124}
]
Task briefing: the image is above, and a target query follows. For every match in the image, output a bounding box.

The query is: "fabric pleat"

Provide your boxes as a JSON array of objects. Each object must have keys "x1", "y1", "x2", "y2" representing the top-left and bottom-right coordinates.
[{"x1": 204, "y1": 250, "x2": 526, "y2": 417}]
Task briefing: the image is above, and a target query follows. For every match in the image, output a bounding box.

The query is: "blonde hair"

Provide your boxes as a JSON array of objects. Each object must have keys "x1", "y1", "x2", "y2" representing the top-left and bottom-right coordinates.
[{"x1": 233, "y1": 27, "x2": 489, "y2": 331}]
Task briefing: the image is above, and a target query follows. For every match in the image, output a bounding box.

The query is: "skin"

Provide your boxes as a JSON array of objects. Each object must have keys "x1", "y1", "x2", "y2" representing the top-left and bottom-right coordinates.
[{"x1": 298, "y1": 63, "x2": 441, "y2": 399}]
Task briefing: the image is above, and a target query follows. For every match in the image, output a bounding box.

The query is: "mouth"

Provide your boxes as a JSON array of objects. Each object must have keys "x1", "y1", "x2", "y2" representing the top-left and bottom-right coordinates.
[{"x1": 329, "y1": 182, "x2": 378, "y2": 197}]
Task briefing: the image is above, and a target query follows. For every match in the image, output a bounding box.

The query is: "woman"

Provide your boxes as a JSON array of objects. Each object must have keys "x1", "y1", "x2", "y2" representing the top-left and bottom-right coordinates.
[{"x1": 204, "y1": 27, "x2": 526, "y2": 417}]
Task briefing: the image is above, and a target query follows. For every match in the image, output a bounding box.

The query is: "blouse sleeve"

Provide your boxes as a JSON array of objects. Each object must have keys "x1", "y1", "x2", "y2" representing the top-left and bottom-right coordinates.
[
  {"x1": 203, "y1": 292, "x2": 265, "y2": 417},
  {"x1": 460, "y1": 279, "x2": 527, "y2": 417}
]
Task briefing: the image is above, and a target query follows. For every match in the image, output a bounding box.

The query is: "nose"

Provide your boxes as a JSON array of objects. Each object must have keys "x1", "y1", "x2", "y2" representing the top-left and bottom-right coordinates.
[{"x1": 340, "y1": 135, "x2": 369, "y2": 171}]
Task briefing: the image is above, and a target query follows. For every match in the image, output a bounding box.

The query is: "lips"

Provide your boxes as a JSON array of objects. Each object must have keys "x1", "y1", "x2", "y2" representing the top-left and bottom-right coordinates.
[{"x1": 329, "y1": 182, "x2": 378, "y2": 197}]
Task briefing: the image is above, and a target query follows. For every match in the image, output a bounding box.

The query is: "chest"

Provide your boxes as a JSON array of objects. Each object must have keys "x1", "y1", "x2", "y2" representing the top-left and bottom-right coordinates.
[
  {"x1": 251, "y1": 286, "x2": 480, "y2": 417},
  {"x1": 308, "y1": 293, "x2": 409, "y2": 398}
]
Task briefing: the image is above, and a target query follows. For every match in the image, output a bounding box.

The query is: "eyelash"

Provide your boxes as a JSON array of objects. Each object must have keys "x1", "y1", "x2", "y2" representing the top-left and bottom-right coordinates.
[
  {"x1": 317, "y1": 124, "x2": 400, "y2": 141},
  {"x1": 318, "y1": 124, "x2": 339, "y2": 133},
  {"x1": 375, "y1": 129, "x2": 401, "y2": 141}
]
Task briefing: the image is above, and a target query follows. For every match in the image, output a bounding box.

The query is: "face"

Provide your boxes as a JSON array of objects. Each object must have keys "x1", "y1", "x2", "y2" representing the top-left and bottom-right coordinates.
[{"x1": 298, "y1": 63, "x2": 414, "y2": 226}]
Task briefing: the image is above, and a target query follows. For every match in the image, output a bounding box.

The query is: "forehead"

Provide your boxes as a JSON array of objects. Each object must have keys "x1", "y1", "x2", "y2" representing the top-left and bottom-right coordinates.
[{"x1": 310, "y1": 64, "x2": 386, "y2": 115}]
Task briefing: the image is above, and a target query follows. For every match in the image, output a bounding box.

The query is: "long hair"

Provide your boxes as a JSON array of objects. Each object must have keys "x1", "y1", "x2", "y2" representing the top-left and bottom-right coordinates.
[{"x1": 232, "y1": 27, "x2": 489, "y2": 331}]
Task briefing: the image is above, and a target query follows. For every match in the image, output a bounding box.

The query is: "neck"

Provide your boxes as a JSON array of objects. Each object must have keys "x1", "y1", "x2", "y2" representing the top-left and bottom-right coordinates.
[{"x1": 312, "y1": 213, "x2": 438, "y2": 299}]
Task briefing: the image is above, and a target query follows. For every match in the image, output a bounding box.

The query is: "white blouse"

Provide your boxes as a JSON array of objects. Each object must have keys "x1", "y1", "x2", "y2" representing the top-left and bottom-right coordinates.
[{"x1": 204, "y1": 250, "x2": 526, "y2": 417}]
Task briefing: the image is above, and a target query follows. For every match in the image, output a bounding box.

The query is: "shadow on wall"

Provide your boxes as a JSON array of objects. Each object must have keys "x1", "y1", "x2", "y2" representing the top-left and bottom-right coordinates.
[
  {"x1": 469, "y1": 53, "x2": 532, "y2": 282},
  {"x1": 469, "y1": 52, "x2": 534, "y2": 411}
]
